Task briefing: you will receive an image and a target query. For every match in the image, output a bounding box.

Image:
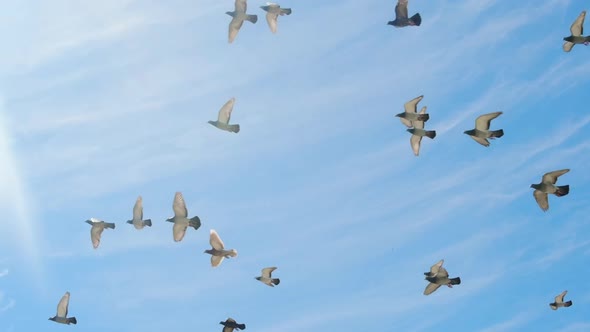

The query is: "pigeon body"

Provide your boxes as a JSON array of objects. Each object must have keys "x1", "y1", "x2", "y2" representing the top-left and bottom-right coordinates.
[
  {"x1": 388, "y1": 0, "x2": 421, "y2": 28},
  {"x1": 165, "y1": 192, "x2": 201, "y2": 242},
  {"x1": 209, "y1": 98, "x2": 240, "y2": 133},
  {"x1": 396, "y1": 95, "x2": 429, "y2": 127},
  {"x1": 530, "y1": 169, "x2": 570, "y2": 212},
  {"x1": 226, "y1": 0, "x2": 258, "y2": 43},
  {"x1": 550, "y1": 290, "x2": 573, "y2": 310},
  {"x1": 408, "y1": 106, "x2": 432, "y2": 156},
  {"x1": 204, "y1": 229, "x2": 238, "y2": 267},
  {"x1": 423, "y1": 260, "x2": 461, "y2": 295},
  {"x1": 126, "y1": 195, "x2": 152, "y2": 230},
  {"x1": 256, "y1": 267, "x2": 281, "y2": 287},
  {"x1": 85, "y1": 218, "x2": 115, "y2": 249},
  {"x1": 463, "y1": 111, "x2": 504, "y2": 147},
  {"x1": 424, "y1": 259, "x2": 444, "y2": 278},
  {"x1": 48, "y1": 292, "x2": 77, "y2": 325},
  {"x1": 260, "y1": 2, "x2": 292, "y2": 33},
  {"x1": 220, "y1": 318, "x2": 246, "y2": 331},
  {"x1": 563, "y1": 11, "x2": 590, "y2": 52}
]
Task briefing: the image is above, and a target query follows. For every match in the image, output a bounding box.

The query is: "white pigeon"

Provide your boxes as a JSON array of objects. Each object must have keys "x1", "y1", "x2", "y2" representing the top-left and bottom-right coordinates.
[
  {"x1": 226, "y1": 0, "x2": 258, "y2": 43},
  {"x1": 550, "y1": 290, "x2": 573, "y2": 310},
  {"x1": 260, "y1": 2, "x2": 292, "y2": 34},
  {"x1": 84, "y1": 218, "x2": 115, "y2": 249},
  {"x1": 126, "y1": 195, "x2": 152, "y2": 230},
  {"x1": 255, "y1": 267, "x2": 281, "y2": 287},
  {"x1": 204, "y1": 229, "x2": 238, "y2": 267},
  {"x1": 48, "y1": 292, "x2": 77, "y2": 325},
  {"x1": 165, "y1": 192, "x2": 201, "y2": 242}
]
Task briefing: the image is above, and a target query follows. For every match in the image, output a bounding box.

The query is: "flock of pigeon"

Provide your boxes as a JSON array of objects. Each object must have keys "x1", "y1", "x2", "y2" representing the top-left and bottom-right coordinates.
[{"x1": 43, "y1": 0, "x2": 590, "y2": 329}]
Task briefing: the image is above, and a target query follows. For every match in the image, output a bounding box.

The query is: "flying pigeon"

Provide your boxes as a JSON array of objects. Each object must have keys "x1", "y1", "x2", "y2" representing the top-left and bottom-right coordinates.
[
  {"x1": 563, "y1": 11, "x2": 590, "y2": 52},
  {"x1": 126, "y1": 195, "x2": 152, "y2": 230},
  {"x1": 48, "y1": 292, "x2": 77, "y2": 325},
  {"x1": 395, "y1": 95, "x2": 429, "y2": 128},
  {"x1": 226, "y1": 0, "x2": 258, "y2": 43},
  {"x1": 423, "y1": 260, "x2": 461, "y2": 295},
  {"x1": 260, "y1": 2, "x2": 292, "y2": 34},
  {"x1": 407, "y1": 107, "x2": 435, "y2": 156},
  {"x1": 209, "y1": 98, "x2": 240, "y2": 133},
  {"x1": 165, "y1": 192, "x2": 201, "y2": 242},
  {"x1": 463, "y1": 111, "x2": 504, "y2": 147},
  {"x1": 550, "y1": 290, "x2": 573, "y2": 310},
  {"x1": 530, "y1": 169, "x2": 570, "y2": 212},
  {"x1": 424, "y1": 259, "x2": 444, "y2": 278},
  {"x1": 220, "y1": 318, "x2": 246, "y2": 331},
  {"x1": 204, "y1": 229, "x2": 238, "y2": 267},
  {"x1": 84, "y1": 218, "x2": 115, "y2": 249},
  {"x1": 388, "y1": 0, "x2": 421, "y2": 28},
  {"x1": 255, "y1": 267, "x2": 281, "y2": 287}
]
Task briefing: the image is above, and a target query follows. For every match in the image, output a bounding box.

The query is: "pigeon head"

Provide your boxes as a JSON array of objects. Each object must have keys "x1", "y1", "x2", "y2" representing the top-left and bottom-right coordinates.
[
  {"x1": 84, "y1": 219, "x2": 94, "y2": 225},
  {"x1": 255, "y1": 276, "x2": 262, "y2": 281}
]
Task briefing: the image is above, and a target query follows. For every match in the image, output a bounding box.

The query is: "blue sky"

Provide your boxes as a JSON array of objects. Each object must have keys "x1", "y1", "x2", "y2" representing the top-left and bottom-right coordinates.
[{"x1": 1, "y1": 0, "x2": 590, "y2": 331}]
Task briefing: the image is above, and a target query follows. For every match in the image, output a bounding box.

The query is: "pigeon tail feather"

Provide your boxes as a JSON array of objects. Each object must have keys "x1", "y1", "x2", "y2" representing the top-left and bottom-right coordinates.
[
  {"x1": 449, "y1": 277, "x2": 461, "y2": 285},
  {"x1": 564, "y1": 300, "x2": 573, "y2": 307},
  {"x1": 491, "y1": 129, "x2": 504, "y2": 138},
  {"x1": 105, "y1": 222, "x2": 116, "y2": 229},
  {"x1": 69, "y1": 317, "x2": 77, "y2": 325},
  {"x1": 272, "y1": 278, "x2": 280, "y2": 285},
  {"x1": 189, "y1": 216, "x2": 201, "y2": 230},
  {"x1": 425, "y1": 130, "x2": 436, "y2": 139},
  {"x1": 555, "y1": 185, "x2": 570, "y2": 197},
  {"x1": 237, "y1": 323, "x2": 246, "y2": 330},
  {"x1": 281, "y1": 8, "x2": 292, "y2": 15},
  {"x1": 143, "y1": 219, "x2": 152, "y2": 227},
  {"x1": 246, "y1": 15, "x2": 258, "y2": 23},
  {"x1": 410, "y1": 13, "x2": 422, "y2": 26},
  {"x1": 228, "y1": 124, "x2": 240, "y2": 133}
]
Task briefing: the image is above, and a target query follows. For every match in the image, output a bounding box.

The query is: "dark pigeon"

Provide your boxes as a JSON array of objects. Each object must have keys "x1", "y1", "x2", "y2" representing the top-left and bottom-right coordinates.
[{"x1": 388, "y1": 0, "x2": 421, "y2": 28}]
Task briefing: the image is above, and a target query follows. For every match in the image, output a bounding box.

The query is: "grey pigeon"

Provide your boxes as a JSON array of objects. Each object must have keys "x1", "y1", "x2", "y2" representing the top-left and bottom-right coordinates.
[
  {"x1": 226, "y1": 0, "x2": 258, "y2": 43},
  {"x1": 209, "y1": 98, "x2": 240, "y2": 133},
  {"x1": 260, "y1": 2, "x2": 292, "y2": 34},
  {"x1": 423, "y1": 260, "x2": 461, "y2": 295},
  {"x1": 407, "y1": 106, "x2": 435, "y2": 156},
  {"x1": 424, "y1": 259, "x2": 444, "y2": 278},
  {"x1": 388, "y1": 0, "x2": 421, "y2": 28},
  {"x1": 220, "y1": 317, "x2": 246, "y2": 331},
  {"x1": 48, "y1": 292, "x2": 77, "y2": 325},
  {"x1": 255, "y1": 267, "x2": 280, "y2": 287},
  {"x1": 463, "y1": 111, "x2": 504, "y2": 147},
  {"x1": 165, "y1": 192, "x2": 201, "y2": 242},
  {"x1": 550, "y1": 290, "x2": 573, "y2": 310},
  {"x1": 563, "y1": 11, "x2": 590, "y2": 52},
  {"x1": 530, "y1": 169, "x2": 570, "y2": 212},
  {"x1": 395, "y1": 95, "x2": 429, "y2": 128},
  {"x1": 126, "y1": 195, "x2": 152, "y2": 230},
  {"x1": 204, "y1": 229, "x2": 238, "y2": 267},
  {"x1": 84, "y1": 217, "x2": 115, "y2": 249}
]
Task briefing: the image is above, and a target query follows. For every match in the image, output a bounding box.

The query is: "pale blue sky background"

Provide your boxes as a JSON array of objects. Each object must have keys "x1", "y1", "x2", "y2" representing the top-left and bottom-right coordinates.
[{"x1": 1, "y1": 0, "x2": 590, "y2": 331}]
